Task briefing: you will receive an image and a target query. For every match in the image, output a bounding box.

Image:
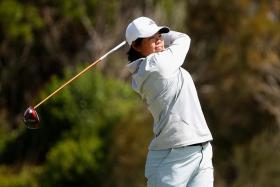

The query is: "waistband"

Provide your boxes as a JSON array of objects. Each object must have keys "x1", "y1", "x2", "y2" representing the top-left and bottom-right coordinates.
[{"x1": 189, "y1": 141, "x2": 209, "y2": 147}]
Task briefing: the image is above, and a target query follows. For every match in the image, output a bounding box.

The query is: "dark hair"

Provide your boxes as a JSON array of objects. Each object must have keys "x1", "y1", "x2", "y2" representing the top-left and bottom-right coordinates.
[{"x1": 127, "y1": 38, "x2": 144, "y2": 62}]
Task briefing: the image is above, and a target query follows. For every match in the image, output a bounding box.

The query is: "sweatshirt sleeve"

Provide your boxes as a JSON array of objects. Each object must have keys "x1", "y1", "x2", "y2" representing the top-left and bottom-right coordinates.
[{"x1": 148, "y1": 31, "x2": 191, "y2": 76}]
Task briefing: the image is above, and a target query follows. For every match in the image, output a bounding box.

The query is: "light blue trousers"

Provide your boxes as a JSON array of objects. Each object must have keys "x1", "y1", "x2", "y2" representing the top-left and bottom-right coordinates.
[{"x1": 145, "y1": 142, "x2": 214, "y2": 187}]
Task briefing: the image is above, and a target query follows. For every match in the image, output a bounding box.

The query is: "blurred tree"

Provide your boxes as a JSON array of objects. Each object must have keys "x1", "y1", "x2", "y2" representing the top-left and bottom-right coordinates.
[
  {"x1": 233, "y1": 131, "x2": 280, "y2": 187},
  {"x1": 186, "y1": 0, "x2": 280, "y2": 186},
  {"x1": 0, "y1": 0, "x2": 130, "y2": 127},
  {"x1": 0, "y1": 63, "x2": 152, "y2": 186},
  {"x1": 0, "y1": 165, "x2": 41, "y2": 187},
  {"x1": 104, "y1": 106, "x2": 153, "y2": 187}
]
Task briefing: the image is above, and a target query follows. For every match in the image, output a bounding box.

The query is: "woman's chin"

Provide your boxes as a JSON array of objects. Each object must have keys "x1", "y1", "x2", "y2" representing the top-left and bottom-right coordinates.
[{"x1": 155, "y1": 47, "x2": 164, "y2": 52}]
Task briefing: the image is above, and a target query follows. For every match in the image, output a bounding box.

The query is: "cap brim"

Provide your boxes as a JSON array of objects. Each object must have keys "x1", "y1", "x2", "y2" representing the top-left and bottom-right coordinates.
[{"x1": 158, "y1": 27, "x2": 170, "y2": 34}]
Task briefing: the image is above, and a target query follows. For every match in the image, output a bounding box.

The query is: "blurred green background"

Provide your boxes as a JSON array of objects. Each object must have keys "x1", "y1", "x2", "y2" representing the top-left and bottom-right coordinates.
[{"x1": 0, "y1": 0, "x2": 280, "y2": 186}]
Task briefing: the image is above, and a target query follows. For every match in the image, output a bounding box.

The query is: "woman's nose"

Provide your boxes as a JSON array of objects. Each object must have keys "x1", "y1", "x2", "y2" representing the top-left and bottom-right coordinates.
[{"x1": 155, "y1": 35, "x2": 162, "y2": 43}]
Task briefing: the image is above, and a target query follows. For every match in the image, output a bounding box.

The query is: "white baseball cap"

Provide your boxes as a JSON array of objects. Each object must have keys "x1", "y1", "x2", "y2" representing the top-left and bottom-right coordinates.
[{"x1": 125, "y1": 17, "x2": 170, "y2": 45}]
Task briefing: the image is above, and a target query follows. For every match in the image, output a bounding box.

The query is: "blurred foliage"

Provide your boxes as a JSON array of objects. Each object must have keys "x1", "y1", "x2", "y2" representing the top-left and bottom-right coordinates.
[
  {"x1": 0, "y1": 0, "x2": 43, "y2": 43},
  {"x1": 233, "y1": 131, "x2": 280, "y2": 187},
  {"x1": 0, "y1": 165, "x2": 41, "y2": 187},
  {"x1": 0, "y1": 0, "x2": 280, "y2": 186},
  {"x1": 41, "y1": 138, "x2": 102, "y2": 186},
  {"x1": 186, "y1": 1, "x2": 280, "y2": 186}
]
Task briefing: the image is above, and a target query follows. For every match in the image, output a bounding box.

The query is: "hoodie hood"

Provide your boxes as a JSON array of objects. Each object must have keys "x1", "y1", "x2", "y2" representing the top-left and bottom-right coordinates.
[
  {"x1": 126, "y1": 58, "x2": 144, "y2": 73},
  {"x1": 126, "y1": 58, "x2": 152, "y2": 95}
]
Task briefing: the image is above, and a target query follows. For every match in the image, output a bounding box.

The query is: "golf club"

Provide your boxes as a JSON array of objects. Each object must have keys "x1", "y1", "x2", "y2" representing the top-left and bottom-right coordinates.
[{"x1": 23, "y1": 41, "x2": 126, "y2": 129}]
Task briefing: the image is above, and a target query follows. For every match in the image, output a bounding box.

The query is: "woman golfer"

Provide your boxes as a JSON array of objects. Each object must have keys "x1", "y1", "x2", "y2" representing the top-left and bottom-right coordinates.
[{"x1": 125, "y1": 17, "x2": 214, "y2": 187}]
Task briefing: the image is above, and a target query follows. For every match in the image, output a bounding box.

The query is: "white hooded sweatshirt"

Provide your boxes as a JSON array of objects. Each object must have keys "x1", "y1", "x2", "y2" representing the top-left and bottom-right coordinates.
[{"x1": 126, "y1": 31, "x2": 213, "y2": 150}]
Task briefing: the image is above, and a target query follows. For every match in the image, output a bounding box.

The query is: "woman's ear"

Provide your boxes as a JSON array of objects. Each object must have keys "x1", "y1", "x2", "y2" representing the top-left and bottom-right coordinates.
[{"x1": 132, "y1": 42, "x2": 141, "y2": 53}]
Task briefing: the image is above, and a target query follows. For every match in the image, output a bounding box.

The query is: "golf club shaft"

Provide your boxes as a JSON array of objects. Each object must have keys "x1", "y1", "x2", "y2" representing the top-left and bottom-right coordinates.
[{"x1": 34, "y1": 41, "x2": 126, "y2": 109}]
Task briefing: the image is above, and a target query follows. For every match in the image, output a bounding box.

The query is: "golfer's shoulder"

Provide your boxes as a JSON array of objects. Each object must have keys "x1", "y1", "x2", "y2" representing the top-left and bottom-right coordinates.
[
  {"x1": 144, "y1": 53, "x2": 177, "y2": 77},
  {"x1": 145, "y1": 53, "x2": 165, "y2": 71}
]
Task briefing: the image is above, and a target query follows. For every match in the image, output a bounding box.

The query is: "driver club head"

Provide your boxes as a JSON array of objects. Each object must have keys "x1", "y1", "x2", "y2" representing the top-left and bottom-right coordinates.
[{"x1": 23, "y1": 106, "x2": 40, "y2": 129}]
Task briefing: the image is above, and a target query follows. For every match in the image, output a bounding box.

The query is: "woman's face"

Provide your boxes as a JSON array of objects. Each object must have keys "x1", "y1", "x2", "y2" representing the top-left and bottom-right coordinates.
[{"x1": 133, "y1": 32, "x2": 165, "y2": 57}]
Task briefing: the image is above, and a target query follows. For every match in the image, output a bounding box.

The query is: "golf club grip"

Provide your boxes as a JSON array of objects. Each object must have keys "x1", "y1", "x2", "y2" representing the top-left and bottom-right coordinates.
[{"x1": 34, "y1": 41, "x2": 126, "y2": 109}]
